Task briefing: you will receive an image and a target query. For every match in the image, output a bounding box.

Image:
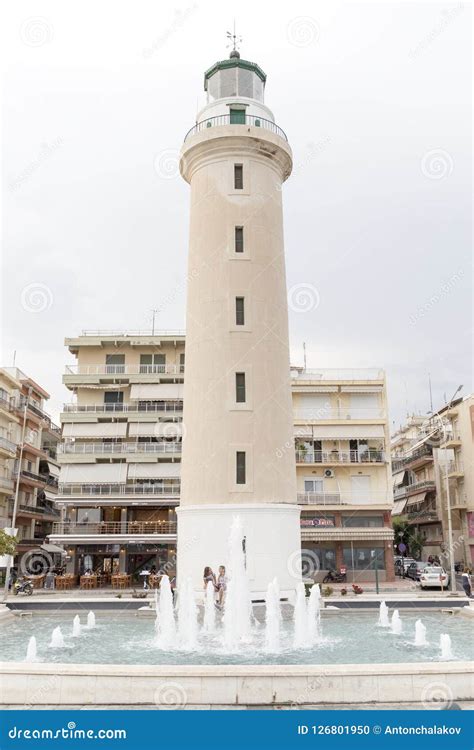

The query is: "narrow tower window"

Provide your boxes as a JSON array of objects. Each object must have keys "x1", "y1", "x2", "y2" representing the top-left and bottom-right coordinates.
[
  {"x1": 235, "y1": 226, "x2": 244, "y2": 253},
  {"x1": 236, "y1": 451, "x2": 246, "y2": 484},
  {"x1": 235, "y1": 297, "x2": 245, "y2": 325},
  {"x1": 235, "y1": 372, "x2": 246, "y2": 403},
  {"x1": 234, "y1": 164, "x2": 243, "y2": 189}
]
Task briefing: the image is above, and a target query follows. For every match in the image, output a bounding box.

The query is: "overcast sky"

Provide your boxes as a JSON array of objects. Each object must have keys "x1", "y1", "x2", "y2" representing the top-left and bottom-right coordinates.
[{"x1": 1, "y1": 0, "x2": 471, "y2": 429}]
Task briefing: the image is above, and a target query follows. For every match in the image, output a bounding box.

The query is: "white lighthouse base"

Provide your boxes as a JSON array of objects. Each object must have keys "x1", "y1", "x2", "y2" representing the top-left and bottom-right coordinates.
[{"x1": 176, "y1": 503, "x2": 302, "y2": 601}]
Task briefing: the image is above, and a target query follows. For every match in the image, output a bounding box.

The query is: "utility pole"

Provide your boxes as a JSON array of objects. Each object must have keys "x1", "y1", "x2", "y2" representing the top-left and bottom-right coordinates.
[
  {"x1": 2, "y1": 387, "x2": 31, "y2": 601},
  {"x1": 151, "y1": 309, "x2": 158, "y2": 336}
]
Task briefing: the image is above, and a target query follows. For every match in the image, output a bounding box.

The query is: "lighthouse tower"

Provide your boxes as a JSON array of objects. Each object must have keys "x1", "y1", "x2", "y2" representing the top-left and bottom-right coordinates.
[{"x1": 177, "y1": 48, "x2": 301, "y2": 598}]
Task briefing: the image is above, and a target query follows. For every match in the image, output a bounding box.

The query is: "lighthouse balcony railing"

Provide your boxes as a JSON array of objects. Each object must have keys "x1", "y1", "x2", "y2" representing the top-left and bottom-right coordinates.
[{"x1": 184, "y1": 115, "x2": 288, "y2": 143}]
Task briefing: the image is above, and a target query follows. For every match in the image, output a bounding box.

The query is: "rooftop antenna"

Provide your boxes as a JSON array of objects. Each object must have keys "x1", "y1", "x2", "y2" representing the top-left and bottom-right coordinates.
[
  {"x1": 150, "y1": 309, "x2": 158, "y2": 336},
  {"x1": 428, "y1": 372, "x2": 433, "y2": 413},
  {"x1": 303, "y1": 342, "x2": 307, "y2": 370},
  {"x1": 226, "y1": 20, "x2": 242, "y2": 58}
]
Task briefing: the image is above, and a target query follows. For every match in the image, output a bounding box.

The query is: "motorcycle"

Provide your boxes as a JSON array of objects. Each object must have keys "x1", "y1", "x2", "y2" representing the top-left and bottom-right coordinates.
[
  {"x1": 323, "y1": 570, "x2": 347, "y2": 584},
  {"x1": 13, "y1": 578, "x2": 33, "y2": 596}
]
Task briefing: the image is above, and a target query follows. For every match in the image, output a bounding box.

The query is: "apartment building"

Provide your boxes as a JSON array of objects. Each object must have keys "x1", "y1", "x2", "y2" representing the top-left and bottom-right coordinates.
[
  {"x1": 391, "y1": 394, "x2": 473, "y2": 566},
  {"x1": 51, "y1": 332, "x2": 185, "y2": 578},
  {"x1": 51, "y1": 334, "x2": 394, "y2": 582},
  {"x1": 292, "y1": 367, "x2": 394, "y2": 582},
  {"x1": 0, "y1": 368, "x2": 61, "y2": 567}
]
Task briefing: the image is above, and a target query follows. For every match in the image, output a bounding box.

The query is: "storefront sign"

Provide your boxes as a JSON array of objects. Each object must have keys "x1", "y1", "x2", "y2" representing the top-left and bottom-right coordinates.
[{"x1": 301, "y1": 517, "x2": 335, "y2": 528}]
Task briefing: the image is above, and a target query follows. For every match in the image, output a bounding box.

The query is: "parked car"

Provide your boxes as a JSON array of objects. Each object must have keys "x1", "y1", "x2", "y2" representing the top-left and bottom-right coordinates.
[
  {"x1": 406, "y1": 561, "x2": 430, "y2": 581},
  {"x1": 419, "y1": 566, "x2": 450, "y2": 589},
  {"x1": 395, "y1": 557, "x2": 416, "y2": 575}
]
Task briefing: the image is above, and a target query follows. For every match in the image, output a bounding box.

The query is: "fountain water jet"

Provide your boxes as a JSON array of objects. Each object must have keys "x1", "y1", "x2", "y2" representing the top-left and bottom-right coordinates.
[
  {"x1": 25, "y1": 636, "x2": 37, "y2": 662},
  {"x1": 177, "y1": 577, "x2": 198, "y2": 650},
  {"x1": 440, "y1": 633, "x2": 453, "y2": 659},
  {"x1": 264, "y1": 579, "x2": 281, "y2": 651},
  {"x1": 390, "y1": 609, "x2": 402, "y2": 635},
  {"x1": 49, "y1": 626, "x2": 65, "y2": 648},
  {"x1": 86, "y1": 611, "x2": 96, "y2": 629},
  {"x1": 223, "y1": 516, "x2": 252, "y2": 649},
  {"x1": 72, "y1": 615, "x2": 81, "y2": 637},
  {"x1": 202, "y1": 580, "x2": 216, "y2": 634},
  {"x1": 377, "y1": 601, "x2": 390, "y2": 627},
  {"x1": 307, "y1": 584, "x2": 321, "y2": 645},
  {"x1": 293, "y1": 582, "x2": 309, "y2": 649},
  {"x1": 414, "y1": 619, "x2": 428, "y2": 646},
  {"x1": 155, "y1": 575, "x2": 176, "y2": 649}
]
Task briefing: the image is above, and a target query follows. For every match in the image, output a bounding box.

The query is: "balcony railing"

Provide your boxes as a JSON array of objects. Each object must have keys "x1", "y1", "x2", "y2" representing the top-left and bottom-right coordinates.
[
  {"x1": 62, "y1": 402, "x2": 183, "y2": 414},
  {"x1": 184, "y1": 114, "x2": 288, "y2": 143},
  {"x1": 58, "y1": 482, "x2": 180, "y2": 496},
  {"x1": 295, "y1": 450, "x2": 385, "y2": 464},
  {"x1": 294, "y1": 408, "x2": 385, "y2": 421},
  {"x1": 80, "y1": 329, "x2": 185, "y2": 337},
  {"x1": 445, "y1": 461, "x2": 464, "y2": 475},
  {"x1": 391, "y1": 444, "x2": 433, "y2": 472},
  {"x1": 18, "y1": 503, "x2": 60, "y2": 517},
  {"x1": 0, "y1": 436, "x2": 16, "y2": 454},
  {"x1": 51, "y1": 521, "x2": 177, "y2": 535},
  {"x1": 394, "y1": 479, "x2": 436, "y2": 499},
  {"x1": 64, "y1": 364, "x2": 184, "y2": 376},
  {"x1": 291, "y1": 368, "x2": 384, "y2": 381},
  {"x1": 13, "y1": 469, "x2": 45, "y2": 484},
  {"x1": 297, "y1": 492, "x2": 390, "y2": 506},
  {"x1": 440, "y1": 431, "x2": 461, "y2": 444},
  {"x1": 58, "y1": 442, "x2": 182, "y2": 455}
]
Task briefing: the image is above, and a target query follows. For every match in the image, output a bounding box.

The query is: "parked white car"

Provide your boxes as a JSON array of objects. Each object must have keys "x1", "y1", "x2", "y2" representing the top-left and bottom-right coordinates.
[{"x1": 419, "y1": 566, "x2": 450, "y2": 589}]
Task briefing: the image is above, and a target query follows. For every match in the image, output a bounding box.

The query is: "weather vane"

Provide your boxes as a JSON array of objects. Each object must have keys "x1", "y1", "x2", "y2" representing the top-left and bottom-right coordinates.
[{"x1": 226, "y1": 20, "x2": 242, "y2": 54}]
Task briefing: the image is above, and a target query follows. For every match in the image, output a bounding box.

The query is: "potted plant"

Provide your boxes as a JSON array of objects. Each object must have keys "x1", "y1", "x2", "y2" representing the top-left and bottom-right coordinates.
[
  {"x1": 322, "y1": 585, "x2": 333, "y2": 597},
  {"x1": 340, "y1": 587, "x2": 347, "y2": 596}
]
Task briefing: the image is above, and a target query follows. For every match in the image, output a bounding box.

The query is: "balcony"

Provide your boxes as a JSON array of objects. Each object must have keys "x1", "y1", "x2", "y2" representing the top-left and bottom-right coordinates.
[
  {"x1": 295, "y1": 449, "x2": 385, "y2": 465},
  {"x1": 294, "y1": 408, "x2": 385, "y2": 421},
  {"x1": 65, "y1": 364, "x2": 184, "y2": 376},
  {"x1": 51, "y1": 520, "x2": 177, "y2": 536},
  {"x1": 0, "y1": 435, "x2": 16, "y2": 456},
  {"x1": 446, "y1": 460, "x2": 464, "y2": 478},
  {"x1": 391, "y1": 444, "x2": 433, "y2": 472},
  {"x1": 62, "y1": 402, "x2": 183, "y2": 415},
  {"x1": 184, "y1": 114, "x2": 288, "y2": 143},
  {"x1": 440, "y1": 432, "x2": 462, "y2": 447},
  {"x1": 406, "y1": 509, "x2": 439, "y2": 523},
  {"x1": 58, "y1": 442, "x2": 182, "y2": 456},
  {"x1": 297, "y1": 491, "x2": 391, "y2": 506},
  {"x1": 13, "y1": 469, "x2": 46, "y2": 486},
  {"x1": 291, "y1": 368, "x2": 384, "y2": 382},
  {"x1": 58, "y1": 482, "x2": 180, "y2": 497},
  {"x1": 394, "y1": 479, "x2": 436, "y2": 499},
  {"x1": 16, "y1": 397, "x2": 50, "y2": 421},
  {"x1": 17, "y1": 503, "x2": 60, "y2": 518}
]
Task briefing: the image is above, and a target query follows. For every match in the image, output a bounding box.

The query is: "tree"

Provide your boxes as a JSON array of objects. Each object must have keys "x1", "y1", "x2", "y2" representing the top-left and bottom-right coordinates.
[
  {"x1": 392, "y1": 518, "x2": 424, "y2": 560},
  {"x1": 0, "y1": 529, "x2": 17, "y2": 557}
]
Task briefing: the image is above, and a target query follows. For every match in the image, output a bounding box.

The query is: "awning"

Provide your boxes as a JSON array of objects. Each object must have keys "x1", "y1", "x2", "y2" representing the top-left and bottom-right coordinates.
[
  {"x1": 391, "y1": 499, "x2": 407, "y2": 515},
  {"x1": 406, "y1": 491, "x2": 429, "y2": 507},
  {"x1": 295, "y1": 425, "x2": 385, "y2": 439},
  {"x1": 59, "y1": 463, "x2": 128, "y2": 484},
  {"x1": 130, "y1": 384, "x2": 183, "y2": 400},
  {"x1": 393, "y1": 471, "x2": 407, "y2": 488},
  {"x1": 46, "y1": 462, "x2": 60, "y2": 479},
  {"x1": 41, "y1": 543, "x2": 65, "y2": 554},
  {"x1": 292, "y1": 386, "x2": 338, "y2": 393},
  {"x1": 63, "y1": 423, "x2": 128, "y2": 438},
  {"x1": 340, "y1": 386, "x2": 383, "y2": 393},
  {"x1": 43, "y1": 490, "x2": 58, "y2": 503},
  {"x1": 129, "y1": 422, "x2": 183, "y2": 438},
  {"x1": 300, "y1": 527, "x2": 394, "y2": 542},
  {"x1": 127, "y1": 462, "x2": 181, "y2": 479}
]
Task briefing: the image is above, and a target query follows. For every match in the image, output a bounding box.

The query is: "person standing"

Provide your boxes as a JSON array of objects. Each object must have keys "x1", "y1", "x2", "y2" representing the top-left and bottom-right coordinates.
[
  {"x1": 203, "y1": 566, "x2": 216, "y2": 591},
  {"x1": 217, "y1": 565, "x2": 228, "y2": 608},
  {"x1": 461, "y1": 569, "x2": 472, "y2": 598}
]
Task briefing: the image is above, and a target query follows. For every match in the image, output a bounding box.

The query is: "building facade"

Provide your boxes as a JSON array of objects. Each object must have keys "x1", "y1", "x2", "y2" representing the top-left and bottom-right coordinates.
[
  {"x1": 51, "y1": 335, "x2": 394, "y2": 582},
  {"x1": 0, "y1": 367, "x2": 61, "y2": 570},
  {"x1": 391, "y1": 395, "x2": 473, "y2": 567}
]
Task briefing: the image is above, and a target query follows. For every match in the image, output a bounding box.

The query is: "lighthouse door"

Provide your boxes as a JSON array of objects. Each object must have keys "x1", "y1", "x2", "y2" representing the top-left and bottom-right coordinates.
[{"x1": 229, "y1": 107, "x2": 246, "y2": 124}]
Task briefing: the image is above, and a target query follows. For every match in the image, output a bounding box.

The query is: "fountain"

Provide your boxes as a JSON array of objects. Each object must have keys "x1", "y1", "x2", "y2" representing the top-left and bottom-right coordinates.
[
  {"x1": 293, "y1": 582, "x2": 309, "y2": 649},
  {"x1": 377, "y1": 601, "x2": 390, "y2": 627},
  {"x1": 202, "y1": 580, "x2": 216, "y2": 634},
  {"x1": 25, "y1": 636, "x2": 37, "y2": 662},
  {"x1": 307, "y1": 584, "x2": 321, "y2": 645},
  {"x1": 440, "y1": 633, "x2": 453, "y2": 659},
  {"x1": 155, "y1": 575, "x2": 176, "y2": 649},
  {"x1": 177, "y1": 577, "x2": 198, "y2": 650},
  {"x1": 72, "y1": 615, "x2": 81, "y2": 637},
  {"x1": 264, "y1": 579, "x2": 281, "y2": 651},
  {"x1": 414, "y1": 619, "x2": 428, "y2": 646},
  {"x1": 223, "y1": 517, "x2": 252, "y2": 649},
  {"x1": 390, "y1": 609, "x2": 402, "y2": 635},
  {"x1": 86, "y1": 611, "x2": 96, "y2": 629},
  {"x1": 49, "y1": 626, "x2": 65, "y2": 648}
]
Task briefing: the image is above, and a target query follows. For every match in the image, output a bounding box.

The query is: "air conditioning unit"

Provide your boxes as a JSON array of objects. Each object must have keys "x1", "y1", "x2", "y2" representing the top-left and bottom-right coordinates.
[{"x1": 324, "y1": 468, "x2": 335, "y2": 478}]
